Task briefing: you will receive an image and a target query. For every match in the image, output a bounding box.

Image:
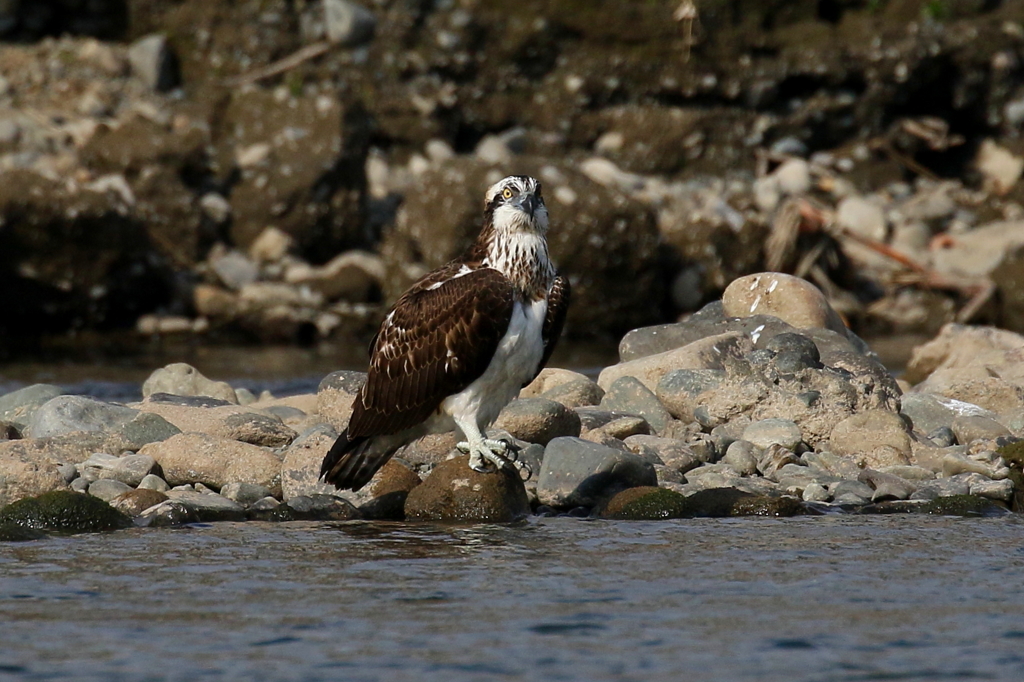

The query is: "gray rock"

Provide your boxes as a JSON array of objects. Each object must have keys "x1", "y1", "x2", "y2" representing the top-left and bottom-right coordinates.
[
  {"x1": 802, "y1": 482, "x2": 830, "y2": 502},
  {"x1": 493, "y1": 398, "x2": 581, "y2": 446},
  {"x1": 0, "y1": 384, "x2": 65, "y2": 431},
  {"x1": 97, "y1": 454, "x2": 157, "y2": 487},
  {"x1": 764, "y1": 332, "x2": 822, "y2": 372},
  {"x1": 57, "y1": 463, "x2": 78, "y2": 484},
  {"x1": 927, "y1": 426, "x2": 957, "y2": 447},
  {"x1": 25, "y1": 396, "x2": 138, "y2": 439},
  {"x1": 829, "y1": 480, "x2": 875, "y2": 505},
  {"x1": 70, "y1": 478, "x2": 90, "y2": 493},
  {"x1": 722, "y1": 440, "x2": 759, "y2": 476},
  {"x1": 128, "y1": 34, "x2": 179, "y2": 91},
  {"x1": 709, "y1": 417, "x2": 751, "y2": 455},
  {"x1": 143, "y1": 363, "x2": 239, "y2": 404},
  {"x1": 165, "y1": 490, "x2": 246, "y2": 521},
  {"x1": 743, "y1": 418, "x2": 803, "y2": 451},
  {"x1": 910, "y1": 476, "x2": 972, "y2": 500},
  {"x1": 221, "y1": 482, "x2": 272, "y2": 506},
  {"x1": 79, "y1": 452, "x2": 119, "y2": 480},
  {"x1": 323, "y1": 0, "x2": 376, "y2": 46},
  {"x1": 969, "y1": 478, "x2": 1014, "y2": 501},
  {"x1": 655, "y1": 369, "x2": 727, "y2": 421},
  {"x1": 280, "y1": 424, "x2": 342, "y2": 501},
  {"x1": 858, "y1": 469, "x2": 917, "y2": 501},
  {"x1": 209, "y1": 249, "x2": 259, "y2": 291},
  {"x1": 537, "y1": 437, "x2": 657, "y2": 508},
  {"x1": 900, "y1": 393, "x2": 996, "y2": 436},
  {"x1": 138, "y1": 474, "x2": 170, "y2": 492},
  {"x1": 574, "y1": 407, "x2": 644, "y2": 433},
  {"x1": 600, "y1": 376, "x2": 671, "y2": 435},
  {"x1": 88, "y1": 478, "x2": 134, "y2": 502},
  {"x1": 585, "y1": 416, "x2": 650, "y2": 441},
  {"x1": 117, "y1": 412, "x2": 182, "y2": 449},
  {"x1": 623, "y1": 435, "x2": 702, "y2": 474},
  {"x1": 802, "y1": 450, "x2": 863, "y2": 480},
  {"x1": 950, "y1": 415, "x2": 1012, "y2": 444},
  {"x1": 223, "y1": 412, "x2": 298, "y2": 448}
]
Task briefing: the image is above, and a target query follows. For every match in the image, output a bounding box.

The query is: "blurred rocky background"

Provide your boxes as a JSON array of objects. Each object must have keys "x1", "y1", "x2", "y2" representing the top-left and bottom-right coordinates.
[{"x1": 2, "y1": 0, "x2": 1024, "y2": 356}]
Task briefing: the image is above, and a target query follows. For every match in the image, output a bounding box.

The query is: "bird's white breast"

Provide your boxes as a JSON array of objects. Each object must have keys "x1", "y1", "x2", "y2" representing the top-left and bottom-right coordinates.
[{"x1": 439, "y1": 296, "x2": 548, "y2": 429}]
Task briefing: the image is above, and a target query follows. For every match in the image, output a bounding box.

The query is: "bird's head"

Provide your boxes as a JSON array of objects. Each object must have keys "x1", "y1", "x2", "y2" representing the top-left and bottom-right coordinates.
[{"x1": 483, "y1": 175, "x2": 548, "y2": 236}]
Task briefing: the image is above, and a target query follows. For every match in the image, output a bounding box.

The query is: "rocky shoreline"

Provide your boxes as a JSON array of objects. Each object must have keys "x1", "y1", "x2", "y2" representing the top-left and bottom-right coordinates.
[
  {"x1": 4, "y1": 2, "x2": 1024, "y2": 349},
  {"x1": 1, "y1": 272, "x2": 1021, "y2": 539}
]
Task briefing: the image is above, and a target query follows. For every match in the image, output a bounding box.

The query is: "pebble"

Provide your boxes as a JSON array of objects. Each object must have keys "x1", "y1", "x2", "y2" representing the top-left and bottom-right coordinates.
[
  {"x1": 323, "y1": 0, "x2": 376, "y2": 47},
  {"x1": 128, "y1": 34, "x2": 178, "y2": 91}
]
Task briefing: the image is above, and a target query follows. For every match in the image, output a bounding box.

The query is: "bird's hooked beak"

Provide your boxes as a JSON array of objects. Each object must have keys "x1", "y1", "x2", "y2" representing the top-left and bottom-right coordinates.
[{"x1": 514, "y1": 192, "x2": 541, "y2": 218}]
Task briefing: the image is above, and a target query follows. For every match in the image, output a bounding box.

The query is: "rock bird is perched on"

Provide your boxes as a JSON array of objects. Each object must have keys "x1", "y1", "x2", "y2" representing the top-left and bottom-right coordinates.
[{"x1": 320, "y1": 175, "x2": 571, "y2": 491}]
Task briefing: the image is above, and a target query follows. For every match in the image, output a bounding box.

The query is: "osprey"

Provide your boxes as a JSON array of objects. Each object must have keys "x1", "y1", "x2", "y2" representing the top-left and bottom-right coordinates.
[{"x1": 320, "y1": 175, "x2": 570, "y2": 491}]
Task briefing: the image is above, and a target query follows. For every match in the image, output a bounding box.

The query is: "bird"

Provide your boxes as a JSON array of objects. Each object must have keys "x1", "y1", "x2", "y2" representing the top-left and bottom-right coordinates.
[{"x1": 320, "y1": 175, "x2": 571, "y2": 491}]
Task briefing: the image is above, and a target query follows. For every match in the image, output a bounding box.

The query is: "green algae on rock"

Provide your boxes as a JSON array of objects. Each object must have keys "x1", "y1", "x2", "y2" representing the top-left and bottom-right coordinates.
[{"x1": 0, "y1": 490, "x2": 132, "y2": 536}]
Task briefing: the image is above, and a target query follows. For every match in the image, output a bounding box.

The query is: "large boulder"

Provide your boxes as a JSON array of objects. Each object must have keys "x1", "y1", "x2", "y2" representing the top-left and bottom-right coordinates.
[{"x1": 139, "y1": 433, "x2": 284, "y2": 498}]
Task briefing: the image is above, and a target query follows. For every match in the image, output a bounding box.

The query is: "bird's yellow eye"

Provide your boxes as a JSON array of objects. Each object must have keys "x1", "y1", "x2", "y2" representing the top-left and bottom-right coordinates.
[{"x1": 502, "y1": 188, "x2": 514, "y2": 199}]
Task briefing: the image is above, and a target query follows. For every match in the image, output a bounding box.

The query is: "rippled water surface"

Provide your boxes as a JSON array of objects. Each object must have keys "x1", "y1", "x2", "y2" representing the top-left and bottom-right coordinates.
[{"x1": 2, "y1": 515, "x2": 1024, "y2": 681}]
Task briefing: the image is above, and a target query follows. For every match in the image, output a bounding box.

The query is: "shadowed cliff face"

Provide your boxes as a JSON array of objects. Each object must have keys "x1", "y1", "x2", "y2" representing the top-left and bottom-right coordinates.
[{"x1": 2, "y1": 0, "x2": 1024, "y2": 348}]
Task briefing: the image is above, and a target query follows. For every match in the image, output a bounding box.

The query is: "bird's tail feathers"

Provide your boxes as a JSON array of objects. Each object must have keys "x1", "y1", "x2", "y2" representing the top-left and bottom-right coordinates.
[{"x1": 320, "y1": 431, "x2": 396, "y2": 492}]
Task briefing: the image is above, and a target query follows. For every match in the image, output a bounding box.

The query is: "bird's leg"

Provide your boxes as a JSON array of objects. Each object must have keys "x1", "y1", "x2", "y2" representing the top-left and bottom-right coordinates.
[{"x1": 453, "y1": 420, "x2": 532, "y2": 480}]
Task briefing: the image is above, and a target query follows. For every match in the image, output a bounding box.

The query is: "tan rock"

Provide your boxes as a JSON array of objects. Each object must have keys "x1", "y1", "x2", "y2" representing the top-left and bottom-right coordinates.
[
  {"x1": 0, "y1": 443, "x2": 69, "y2": 507},
  {"x1": 905, "y1": 323, "x2": 1024, "y2": 384},
  {"x1": 317, "y1": 370, "x2": 365, "y2": 431},
  {"x1": 280, "y1": 426, "x2": 342, "y2": 501},
  {"x1": 142, "y1": 363, "x2": 238, "y2": 404},
  {"x1": 722, "y1": 272, "x2": 847, "y2": 334},
  {"x1": 111, "y1": 488, "x2": 169, "y2": 517},
  {"x1": 598, "y1": 332, "x2": 752, "y2": 392},
  {"x1": 193, "y1": 284, "x2": 238, "y2": 319},
  {"x1": 248, "y1": 226, "x2": 293, "y2": 263},
  {"x1": 520, "y1": 368, "x2": 592, "y2": 397},
  {"x1": 132, "y1": 401, "x2": 296, "y2": 447},
  {"x1": 829, "y1": 410, "x2": 912, "y2": 463},
  {"x1": 139, "y1": 433, "x2": 283, "y2": 497}
]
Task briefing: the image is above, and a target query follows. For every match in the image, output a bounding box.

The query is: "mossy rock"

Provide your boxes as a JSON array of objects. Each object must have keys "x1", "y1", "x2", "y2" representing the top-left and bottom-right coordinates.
[
  {"x1": 602, "y1": 486, "x2": 805, "y2": 519},
  {"x1": 683, "y1": 488, "x2": 806, "y2": 518},
  {"x1": 918, "y1": 494, "x2": 1009, "y2": 517},
  {"x1": 0, "y1": 522, "x2": 47, "y2": 542},
  {"x1": 601, "y1": 486, "x2": 690, "y2": 520},
  {"x1": 0, "y1": 491, "x2": 132, "y2": 535}
]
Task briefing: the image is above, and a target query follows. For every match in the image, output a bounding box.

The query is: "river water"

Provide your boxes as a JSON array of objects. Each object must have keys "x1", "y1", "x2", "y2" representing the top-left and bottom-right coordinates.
[{"x1": 2, "y1": 514, "x2": 1023, "y2": 681}]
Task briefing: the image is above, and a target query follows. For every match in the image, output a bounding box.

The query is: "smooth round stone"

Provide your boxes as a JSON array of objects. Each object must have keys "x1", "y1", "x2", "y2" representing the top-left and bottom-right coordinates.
[
  {"x1": 802, "y1": 482, "x2": 830, "y2": 502},
  {"x1": 88, "y1": 479, "x2": 134, "y2": 502},
  {"x1": 950, "y1": 415, "x2": 1012, "y2": 445},
  {"x1": 26, "y1": 396, "x2": 139, "y2": 439},
  {"x1": 765, "y1": 332, "x2": 822, "y2": 372},
  {"x1": 99, "y1": 454, "x2": 158, "y2": 487},
  {"x1": 722, "y1": 440, "x2": 759, "y2": 476},
  {"x1": 722, "y1": 272, "x2": 847, "y2": 334},
  {"x1": 743, "y1": 418, "x2": 803, "y2": 451},
  {"x1": 70, "y1": 478, "x2": 90, "y2": 493},
  {"x1": 221, "y1": 481, "x2": 272, "y2": 506},
  {"x1": 137, "y1": 474, "x2": 170, "y2": 492}
]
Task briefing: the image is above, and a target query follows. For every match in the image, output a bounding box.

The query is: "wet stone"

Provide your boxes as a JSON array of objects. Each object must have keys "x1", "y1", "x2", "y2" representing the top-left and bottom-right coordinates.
[
  {"x1": 829, "y1": 480, "x2": 875, "y2": 506},
  {"x1": 858, "y1": 469, "x2": 917, "y2": 502},
  {"x1": 283, "y1": 494, "x2": 360, "y2": 521},
  {"x1": 0, "y1": 491, "x2": 131, "y2": 534},
  {"x1": 164, "y1": 490, "x2": 246, "y2": 522},
  {"x1": 600, "y1": 486, "x2": 690, "y2": 520}
]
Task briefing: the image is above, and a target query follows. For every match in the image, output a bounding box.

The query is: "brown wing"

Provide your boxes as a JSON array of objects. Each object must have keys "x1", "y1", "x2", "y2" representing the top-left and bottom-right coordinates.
[
  {"x1": 347, "y1": 265, "x2": 515, "y2": 439},
  {"x1": 528, "y1": 274, "x2": 571, "y2": 384}
]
